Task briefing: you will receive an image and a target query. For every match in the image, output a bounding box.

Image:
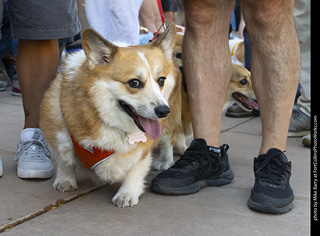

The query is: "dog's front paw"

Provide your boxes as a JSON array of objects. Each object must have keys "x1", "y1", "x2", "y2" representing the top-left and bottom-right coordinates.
[
  {"x1": 112, "y1": 192, "x2": 139, "y2": 208},
  {"x1": 53, "y1": 178, "x2": 78, "y2": 192},
  {"x1": 152, "y1": 160, "x2": 173, "y2": 171}
]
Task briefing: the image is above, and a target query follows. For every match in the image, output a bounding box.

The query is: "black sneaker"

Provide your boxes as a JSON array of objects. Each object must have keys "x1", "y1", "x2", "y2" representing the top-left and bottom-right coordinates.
[
  {"x1": 151, "y1": 138, "x2": 234, "y2": 195},
  {"x1": 248, "y1": 148, "x2": 294, "y2": 214}
]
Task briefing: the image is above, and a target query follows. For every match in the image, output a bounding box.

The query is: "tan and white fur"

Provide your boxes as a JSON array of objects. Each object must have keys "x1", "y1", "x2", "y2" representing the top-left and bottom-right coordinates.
[
  {"x1": 224, "y1": 64, "x2": 257, "y2": 111},
  {"x1": 40, "y1": 24, "x2": 182, "y2": 207}
]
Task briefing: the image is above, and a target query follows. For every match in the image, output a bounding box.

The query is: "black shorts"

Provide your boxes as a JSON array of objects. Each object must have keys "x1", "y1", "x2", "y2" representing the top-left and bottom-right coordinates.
[{"x1": 161, "y1": 0, "x2": 178, "y2": 12}]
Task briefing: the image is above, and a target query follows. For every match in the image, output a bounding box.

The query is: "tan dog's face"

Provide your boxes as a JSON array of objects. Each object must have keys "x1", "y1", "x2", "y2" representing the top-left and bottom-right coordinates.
[
  {"x1": 226, "y1": 64, "x2": 258, "y2": 111},
  {"x1": 81, "y1": 24, "x2": 177, "y2": 140}
]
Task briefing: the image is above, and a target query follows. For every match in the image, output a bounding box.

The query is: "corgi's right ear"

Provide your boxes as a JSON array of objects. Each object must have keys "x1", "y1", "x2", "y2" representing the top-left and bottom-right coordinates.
[
  {"x1": 82, "y1": 28, "x2": 118, "y2": 66},
  {"x1": 153, "y1": 23, "x2": 176, "y2": 62}
]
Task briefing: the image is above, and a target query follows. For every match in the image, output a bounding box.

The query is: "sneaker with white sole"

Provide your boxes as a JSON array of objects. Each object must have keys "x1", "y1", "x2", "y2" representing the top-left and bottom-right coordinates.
[{"x1": 15, "y1": 128, "x2": 53, "y2": 179}]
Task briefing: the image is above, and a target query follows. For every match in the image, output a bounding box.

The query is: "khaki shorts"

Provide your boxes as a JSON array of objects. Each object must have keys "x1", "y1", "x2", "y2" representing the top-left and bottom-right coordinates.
[{"x1": 8, "y1": 0, "x2": 81, "y2": 39}]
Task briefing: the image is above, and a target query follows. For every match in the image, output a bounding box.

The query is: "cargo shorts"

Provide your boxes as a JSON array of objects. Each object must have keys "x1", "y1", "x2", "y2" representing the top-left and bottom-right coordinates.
[{"x1": 7, "y1": 0, "x2": 81, "y2": 39}]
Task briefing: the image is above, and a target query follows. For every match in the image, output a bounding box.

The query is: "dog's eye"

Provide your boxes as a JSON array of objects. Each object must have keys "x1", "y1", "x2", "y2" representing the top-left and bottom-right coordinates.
[
  {"x1": 158, "y1": 77, "x2": 166, "y2": 87},
  {"x1": 239, "y1": 79, "x2": 248, "y2": 86},
  {"x1": 128, "y1": 79, "x2": 143, "y2": 88}
]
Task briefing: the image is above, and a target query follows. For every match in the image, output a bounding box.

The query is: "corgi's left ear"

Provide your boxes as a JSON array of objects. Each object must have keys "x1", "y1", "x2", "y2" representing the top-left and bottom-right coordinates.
[
  {"x1": 82, "y1": 28, "x2": 118, "y2": 66},
  {"x1": 153, "y1": 23, "x2": 176, "y2": 61}
]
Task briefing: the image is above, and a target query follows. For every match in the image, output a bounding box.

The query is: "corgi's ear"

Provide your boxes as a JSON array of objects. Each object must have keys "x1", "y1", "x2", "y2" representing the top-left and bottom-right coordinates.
[
  {"x1": 153, "y1": 23, "x2": 176, "y2": 61},
  {"x1": 82, "y1": 28, "x2": 118, "y2": 66}
]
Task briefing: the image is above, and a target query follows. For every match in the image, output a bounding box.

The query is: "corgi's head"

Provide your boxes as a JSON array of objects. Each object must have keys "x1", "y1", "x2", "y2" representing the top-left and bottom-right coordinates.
[
  {"x1": 225, "y1": 64, "x2": 258, "y2": 111},
  {"x1": 81, "y1": 24, "x2": 177, "y2": 140}
]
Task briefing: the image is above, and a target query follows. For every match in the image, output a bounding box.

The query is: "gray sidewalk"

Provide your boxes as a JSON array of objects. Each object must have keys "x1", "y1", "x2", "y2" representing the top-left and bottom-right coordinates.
[{"x1": 0, "y1": 86, "x2": 311, "y2": 235}]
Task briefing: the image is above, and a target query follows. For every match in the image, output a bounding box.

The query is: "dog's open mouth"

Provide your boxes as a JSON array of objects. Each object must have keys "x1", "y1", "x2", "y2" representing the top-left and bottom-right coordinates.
[
  {"x1": 232, "y1": 92, "x2": 259, "y2": 111},
  {"x1": 119, "y1": 101, "x2": 161, "y2": 140}
]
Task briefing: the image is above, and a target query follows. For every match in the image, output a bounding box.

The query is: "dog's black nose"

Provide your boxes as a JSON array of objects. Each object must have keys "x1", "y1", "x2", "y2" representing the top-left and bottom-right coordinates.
[{"x1": 155, "y1": 105, "x2": 170, "y2": 118}]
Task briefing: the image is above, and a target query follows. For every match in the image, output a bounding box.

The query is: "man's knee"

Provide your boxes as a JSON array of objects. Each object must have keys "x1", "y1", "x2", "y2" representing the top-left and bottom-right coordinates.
[
  {"x1": 241, "y1": 0, "x2": 294, "y2": 27},
  {"x1": 184, "y1": 0, "x2": 234, "y2": 28}
]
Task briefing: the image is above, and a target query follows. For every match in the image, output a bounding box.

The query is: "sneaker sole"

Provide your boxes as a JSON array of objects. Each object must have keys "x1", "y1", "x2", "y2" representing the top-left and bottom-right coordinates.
[
  {"x1": 247, "y1": 195, "x2": 294, "y2": 214},
  {"x1": 17, "y1": 166, "x2": 53, "y2": 179},
  {"x1": 152, "y1": 168, "x2": 234, "y2": 195},
  {"x1": 11, "y1": 91, "x2": 22, "y2": 96}
]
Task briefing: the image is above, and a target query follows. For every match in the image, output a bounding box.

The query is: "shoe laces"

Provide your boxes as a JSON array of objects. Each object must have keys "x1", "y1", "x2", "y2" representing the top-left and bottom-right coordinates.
[
  {"x1": 173, "y1": 144, "x2": 226, "y2": 174},
  {"x1": 15, "y1": 140, "x2": 51, "y2": 161},
  {"x1": 172, "y1": 148, "x2": 203, "y2": 168},
  {"x1": 255, "y1": 150, "x2": 290, "y2": 185}
]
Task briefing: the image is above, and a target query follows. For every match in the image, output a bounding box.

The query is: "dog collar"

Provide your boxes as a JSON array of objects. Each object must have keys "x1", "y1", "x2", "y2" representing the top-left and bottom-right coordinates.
[{"x1": 60, "y1": 105, "x2": 115, "y2": 171}]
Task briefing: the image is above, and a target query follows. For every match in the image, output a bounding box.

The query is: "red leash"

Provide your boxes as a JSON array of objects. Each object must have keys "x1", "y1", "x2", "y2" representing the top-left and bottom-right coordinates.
[
  {"x1": 152, "y1": 0, "x2": 166, "y2": 41},
  {"x1": 152, "y1": 0, "x2": 178, "y2": 41},
  {"x1": 157, "y1": 0, "x2": 166, "y2": 25}
]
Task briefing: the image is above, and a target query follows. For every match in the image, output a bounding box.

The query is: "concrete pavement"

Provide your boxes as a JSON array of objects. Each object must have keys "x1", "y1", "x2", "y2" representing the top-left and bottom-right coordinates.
[{"x1": 0, "y1": 84, "x2": 311, "y2": 235}]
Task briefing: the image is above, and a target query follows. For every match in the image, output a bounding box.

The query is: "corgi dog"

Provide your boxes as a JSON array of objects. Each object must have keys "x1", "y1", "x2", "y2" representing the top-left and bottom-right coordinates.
[
  {"x1": 40, "y1": 24, "x2": 182, "y2": 207},
  {"x1": 225, "y1": 64, "x2": 258, "y2": 111}
]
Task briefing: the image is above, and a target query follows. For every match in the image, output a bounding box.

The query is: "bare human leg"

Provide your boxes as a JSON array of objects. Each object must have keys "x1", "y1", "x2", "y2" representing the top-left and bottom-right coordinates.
[
  {"x1": 240, "y1": 0, "x2": 299, "y2": 213},
  {"x1": 16, "y1": 39, "x2": 59, "y2": 129},
  {"x1": 151, "y1": 0, "x2": 237, "y2": 196},
  {"x1": 239, "y1": 0, "x2": 300, "y2": 154},
  {"x1": 183, "y1": 0, "x2": 235, "y2": 148}
]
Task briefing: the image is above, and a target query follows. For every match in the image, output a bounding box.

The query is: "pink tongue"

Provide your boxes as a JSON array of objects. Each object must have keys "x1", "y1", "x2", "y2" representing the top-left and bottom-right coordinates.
[
  {"x1": 138, "y1": 116, "x2": 161, "y2": 140},
  {"x1": 242, "y1": 96, "x2": 259, "y2": 110}
]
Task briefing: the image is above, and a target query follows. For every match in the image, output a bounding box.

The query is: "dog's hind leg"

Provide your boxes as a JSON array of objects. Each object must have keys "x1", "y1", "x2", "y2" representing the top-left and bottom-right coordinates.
[
  {"x1": 112, "y1": 152, "x2": 152, "y2": 207},
  {"x1": 53, "y1": 132, "x2": 78, "y2": 192}
]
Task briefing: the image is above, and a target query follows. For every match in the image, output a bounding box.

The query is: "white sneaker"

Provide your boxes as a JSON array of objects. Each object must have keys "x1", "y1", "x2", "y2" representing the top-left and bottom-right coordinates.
[
  {"x1": 0, "y1": 155, "x2": 3, "y2": 177},
  {"x1": 15, "y1": 128, "x2": 53, "y2": 179}
]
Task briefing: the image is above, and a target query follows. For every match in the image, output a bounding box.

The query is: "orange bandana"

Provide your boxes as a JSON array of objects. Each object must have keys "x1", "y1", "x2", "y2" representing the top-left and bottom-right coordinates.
[
  {"x1": 60, "y1": 106, "x2": 115, "y2": 171},
  {"x1": 69, "y1": 132, "x2": 115, "y2": 170}
]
